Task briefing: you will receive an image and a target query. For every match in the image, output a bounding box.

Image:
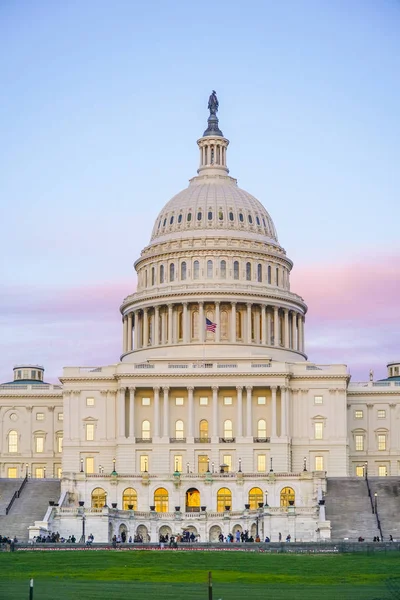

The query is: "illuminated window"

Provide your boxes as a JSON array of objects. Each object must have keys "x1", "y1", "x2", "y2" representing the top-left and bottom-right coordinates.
[
  {"x1": 199, "y1": 419, "x2": 209, "y2": 439},
  {"x1": 257, "y1": 396, "x2": 266, "y2": 405},
  {"x1": 224, "y1": 397, "x2": 233, "y2": 405},
  {"x1": 378, "y1": 410, "x2": 386, "y2": 419},
  {"x1": 223, "y1": 455, "x2": 232, "y2": 472},
  {"x1": 123, "y1": 488, "x2": 138, "y2": 510},
  {"x1": 249, "y1": 487, "x2": 263, "y2": 509},
  {"x1": 233, "y1": 261, "x2": 239, "y2": 280},
  {"x1": 36, "y1": 413, "x2": 44, "y2": 421},
  {"x1": 314, "y1": 396, "x2": 323, "y2": 405},
  {"x1": 257, "y1": 419, "x2": 267, "y2": 438},
  {"x1": 86, "y1": 423, "x2": 94, "y2": 441},
  {"x1": 199, "y1": 397, "x2": 208, "y2": 406},
  {"x1": 57, "y1": 467, "x2": 62, "y2": 478},
  {"x1": 85, "y1": 457, "x2": 94, "y2": 474},
  {"x1": 181, "y1": 262, "x2": 187, "y2": 280},
  {"x1": 174, "y1": 455, "x2": 182, "y2": 472},
  {"x1": 257, "y1": 455, "x2": 266, "y2": 472},
  {"x1": 355, "y1": 410, "x2": 363, "y2": 419},
  {"x1": 140, "y1": 455, "x2": 148, "y2": 472},
  {"x1": 355, "y1": 435, "x2": 364, "y2": 451},
  {"x1": 314, "y1": 423, "x2": 323, "y2": 440},
  {"x1": 198, "y1": 455, "x2": 208, "y2": 473},
  {"x1": 8, "y1": 430, "x2": 18, "y2": 453},
  {"x1": 86, "y1": 397, "x2": 95, "y2": 406},
  {"x1": 315, "y1": 456, "x2": 324, "y2": 471},
  {"x1": 35, "y1": 436, "x2": 44, "y2": 453},
  {"x1": 91, "y1": 487, "x2": 106, "y2": 508},
  {"x1": 220, "y1": 260, "x2": 226, "y2": 278},
  {"x1": 280, "y1": 487, "x2": 295, "y2": 507},
  {"x1": 7, "y1": 467, "x2": 17, "y2": 478},
  {"x1": 378, "y1": 435, "x2": 386, "y2": 451},
  {"x1": 142, "y1": 420, "x2": 151, "y2": 439},
  {"x1": 35, "y1": 468, "x2": 44, "y2": 479},
  {"x1": 58, "y1": 413, "x2": 64, "y2": 421},
  {"x1": 175, "y1": 420, "x2": 184, "y2": 439},
  {"x1": 378, "y1": 465, "x2": 387, "y2": 476},
  {"x1": 57, "y1": 436, "x2": 63, "y2": 453},
  {"x1": 175, "y1": 397, "x2": 184, "y2": 406},
  {"x1": 142, "y1": 397, "x2": 150, "y2": 406},
  {"x1": 193, "y1": 260, "x2": 199, "y2": 279},
  {"x1": 223, "y1": 420, "x2": 233, "y2": 438},
  {"x1": 217, "y1": 487, "x2": 232, "y2": 512},
  {"x1": 154, "y1": 487, "x2": 169, "y2": 513},
  {"x1": 355, "y1": 466, "x2": 364, "y2": 477}
]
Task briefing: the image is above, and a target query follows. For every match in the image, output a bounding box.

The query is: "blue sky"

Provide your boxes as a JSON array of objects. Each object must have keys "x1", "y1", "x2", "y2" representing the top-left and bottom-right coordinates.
[{"x1": 1, "y1": 0, "x2": 399, "y2": 382}]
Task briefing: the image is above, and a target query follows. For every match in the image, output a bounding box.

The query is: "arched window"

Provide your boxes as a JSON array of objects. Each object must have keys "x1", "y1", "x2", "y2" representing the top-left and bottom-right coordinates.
[
  {"x1": 193, "y1": 260, "x2": 199, "y2": 280},
  {"x1": 276, "y1": 267, "x2": 279, "y2": 286},
  {"x1": 257, "y1": 263, "x2": 262, "y2": 282},
  {"x1": 248, "y1": 214, "x2": 253, "y2": 224},
  {"x1": 224, "y1": 419, "x2": 233, "y2": 438},
  {"x1": 197, "y1": 211, "x2": 202, "y2": 221},
  {"x1": 170, "y1": 215, "x2": 174, "y2": 225},
  {"x1": 257, "y1": 419, "x2": 267, "y2": 438},
  {"x1": 246, "y1": 262, "x2": 251, "y2": 281},
  {"x1": 256, "y1": 216, "x2": 260, "y2": 225},
  {"x1": 217, "y1": 488, "x2": 232, "y2": 512},
  {"x1": 221, "y1": 310, "x2": 228, "y2": 339},
  {"x1": 191, "y1": 310, "x2": 199, "y2": 339},
  {"x1": 208, "y1": 211, "x2": 213, "y2": 220},
  {"x1": 249, "y1": 487, "x2": 263, "y2": 510},
  {"x1": 145, "y1": 270, "x2": 148, "y2": 287},
  {"x1": 229, "y1": 211, "x2": 234, "y2": 221},
  {"x1": 122, "y1": 487, "x2": 137, "y2": 510},
  {"x1": 175, "y1": 420, "x2": 184, "y2": 439},
  {"x1": 178, "y1": 214, "x2": 183, "y2": 223},
  {"x1": 91, "y1": 487, "x2": 107, "y2": 509},
  {"x1": 8, "y1": 430, "x2": 18, "y2": 453},
  {"x1": 236, "y1": 311, "x2": 242, "y2": 339},
  {"x1": 142, "y1": 420, "x2": 151, "y2": 440},
  {"x1": 199, "y1": 419, "x2": 209, "y2": 440},
  {"x1": 207, "y1": 260, "x2": 213, "y2": 278},
  {"x1": 151, "y1": 267, "x2": 155, "y2": 286},
  {"x1": 187, "y1": 212, "x2": 192, "y2": 222},
  {"x1": 218, "y1": 210, "x2": 224, "y2": 220},
  {"x1": 233, "y1": 261, "x2": 239, "y2": 280},
  {"x1": 169, "y1": 263, "x2": 175, "y2": 282},
  {"x1": 163, "y1": 218, "x2": 167, "y2": 227},
  {"x1": 280, "y1": 487, "x2": 295, "y2": 507},
  {"x1": 267, "y1": 265, "x2": 271, "y2": 284},
  {"x1": 154, "y1": 487, "x2": 168, "y2": 512},
  {"x1": 181, "y1": 262, "x2": 187, "y2": 280},
  {"x1": 160, "y1": 265, "x2": 164, "y2": 284},
  {"x1": 178, "y1": 310, "x2": 183, "y2": 340},
  {"x1": 220, "y1": 260, "x2": 226, "y2": 279},
  {"x1": 239, "y1": 213, "x2": 244, "y2": 222}
]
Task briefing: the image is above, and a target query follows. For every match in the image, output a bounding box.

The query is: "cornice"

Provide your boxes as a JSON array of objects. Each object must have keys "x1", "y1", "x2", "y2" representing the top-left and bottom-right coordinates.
[{"x1": 348, "y1": 390, "x2": 400, "y2": 397}]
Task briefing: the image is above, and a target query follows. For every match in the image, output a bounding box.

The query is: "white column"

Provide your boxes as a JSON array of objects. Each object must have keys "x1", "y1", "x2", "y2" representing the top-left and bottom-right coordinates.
[
  {"x1": 247, "y1": 303, "x2": 252, "y2": 343},
  {"x1": 168, "y1": 304, "x2": 173, "y2": 344},
  {"x1": 183, "y1": 302, "x2": 188, "y2": 343},
  {"x1": 281, "y1": 386, "x2": 287, "y2": 436},
  {"x1": 199, "y1": 301, "x2": 204, "y2": 343},
  {"x1": 236, "y1": 386, "x2": 243, "y2": 437},
  {"x1": 246, "y1": 386, "x2": 253, "y2": 437},
  {"x1": 119, "y1": 388, "x2": 126, "y2": 438},
  {"x1": 129, "y1": 387, "x2": 135, "y2": 440},
  {"x1": 215, "y1": 301, "x2": 220, "y2": 342},
  {"x1": 284, "y1": 309, "x2": 290, "y2": 348},
  {"x1": 143, "y1": 308, "x2": 148, "y2": 347},
  {"x1": 231, "y1": 302, "x2": 236, "y2": 342},
  {"x1": 153, "y1": 386, "x2": 160, "y2": 437},
  {"x1": 127, "y1": 313, "x2": 133, "y2": 352},
  {"x1": 261, "y1": 305, "x2": 266, "y2": 345},
  {"x1": 133, "y1": 311, "x2": 139, "y2": 349},
  {"x1": 291, "y1": 312, "x2": 297, "y2": 350},
  {"x1": 273, "y1": 307, "x2": 280, "y2": 346},
  {"x1": 161, "y1": 309, "x2": 166, "y2": 345},
  {"x1": 212, "y1": 386, "x2": 218, "y2": 438},
  {"x1": 163, "y1": 387, "x2": 169, "y2": 438},
  {"x1": 188, "y1": 386, "x2": 194, "y2": 437},
  {"x1": 122, "y1": 316, "x2": 127, "y2": 353},
  {"x1": 266, "y1": 309, "x2": 272, "y2": 345},
  {"x1": 300, "y1": 316, "x2": 305, "y2": 352},
  {"x1": 271, "y1": 386, "x2": 277, "y2": 438},
  {"x1": 154, "y1": 306, "x2": 160, "y2": 346}
]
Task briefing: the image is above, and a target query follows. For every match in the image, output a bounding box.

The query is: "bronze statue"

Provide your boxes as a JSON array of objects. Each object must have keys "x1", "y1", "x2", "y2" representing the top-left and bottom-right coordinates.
[{"x1": 208, "y1": 90, "x2": 219, "y2": 115}]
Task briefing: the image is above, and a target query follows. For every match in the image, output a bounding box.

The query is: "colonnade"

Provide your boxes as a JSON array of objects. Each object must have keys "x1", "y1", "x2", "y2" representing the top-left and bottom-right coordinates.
[{"x1": 122, "y1": 302, "x2": 305, "y2": 354}]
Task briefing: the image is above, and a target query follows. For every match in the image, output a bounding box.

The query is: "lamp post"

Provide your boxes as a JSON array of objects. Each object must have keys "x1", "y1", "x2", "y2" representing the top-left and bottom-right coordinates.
[
  {"x1": 186, "y1": 462, "x2": 190, "y2": 474},
  {"x1": 303, "y1": 456, "x2": 307, "y2": 472},
  {"x1": 364, "y1": 461, "x2": 368, "y2": 479},
  {"x1": 99, "y1": 465, "x2": 102, "y2": 474},
  {"x1": 269, "y1": 457, "x2": 273, "y2": 473},
  {"x1": 43, "y1": 467, "x2": 46, "y2": 479},
  {"x1": 81, "y1": 513, "x2": 86, "y2": 544},
  {"x1": 25, "y1": 463, "x2": 29, "y2": 478},
  {"x1": 374, "y1": 493, "x2": 377, "y2": 515},
  {"x1": 144, "y1": 457, "x2": 148, "y2": 473},
  {"x1": 238, "y1": 458, "x2": 242, "y2": 473},
  {"x1": 212, "y1": 462, "x2": 215, "y2": 474},
  {"x1": 207, "y1": 459, "x2": 210, "y2": 473},
  {"x1": 264, "y1": 491, "x2": 269, "y2": 507},
  {"x1": 112, "y1": 458, "x2": 116, "y2": 473},
  {"x1": 80, "y1": 458, "x2": 84, "y2": 473}
]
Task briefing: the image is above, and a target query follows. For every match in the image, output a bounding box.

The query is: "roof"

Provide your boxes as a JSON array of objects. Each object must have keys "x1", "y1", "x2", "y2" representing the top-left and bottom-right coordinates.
[{"x1": 1, "y1": 379, "x2": 50, "y2": 386}]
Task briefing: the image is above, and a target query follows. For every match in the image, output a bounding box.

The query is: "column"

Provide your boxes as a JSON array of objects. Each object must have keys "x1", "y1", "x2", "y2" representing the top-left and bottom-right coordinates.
[
  {"x1": 133, "y1": 311, "x2": 139, "y2": 349},
  {"x1": 129, "y1": 387, "x2": 135, "y2": 440},
  {"x1": 119, "y1": 388, "x2": 126, "y2": 438},
  {"x1": 154, "y1": 387, "x2": 160, "y2": 437},
  {"x1": 273, "y1": 307, "x2": 280, "y2": 346},
  {"x1": 236, "y1": 386, "x2": 243, "y2": 437},
  {"x1": 188, "y1": 386, "x2": 194, "y2": 437},
  {"x1": 246, "y1": 386, "x2": 253, "y2": 437},
  {"x1": 261, "y1": 305, "x2": 266, "y2": 345},
  {"x1": 266, "y1": 309, "x2": 272, "y2": 345},
  {"x1": 271, "y1": 386, "x2": 277, "y2": 438},
  {"x1": 163, "y1": 387, "x2": 169, "y2": 438},
  {"x1": 122, "y1": 316, "x2": 127, "y2": 353},
  {"x1": 284, "y1": 309, "x2": 290, "y2": 348},
  {"x1": 127, "y1": 313, "x2": 133, "y2": 352},
  {"x1": 212, "y1": 386, "x2": 218, "y2": 438},
  {"x1": 183, "y1": 302, "x2": 188, "y2": 343},
  {"x1": 247, "y1": 303, "x2": 252, "y2": 344},
  {"x1": 143, "y1": 308, "x2": 148, "y2": 347},
  {"x1": 215, "y1": 302, "x2": 220, "y2": 342},
  {"x1": 199, "y1": 301, "x2": 204, "y2": 343},
  {"x1": 230, "y1": 302, "x2": 236, "y2": 342},
  {"x1": 161, "y1": 309, "x2": 166, "y2": 345},
  {"x1": 301, "y1": 317, "x2": 305, "y2": 352},
  {"x1": 298, "y1": 316, "x2": 304, "y2": 352},
  {"x1": 168, "y1": 304, "x2": 173, "y2": 344},
  {"x1": 291, "y1": 312, "x2": 297, "y2": 350},
  {"x1": 281, "y1": 386, "x2": 287, "y2": 437},
  {"x1": 154, "y1": 306, "x2": 160, "y2": 346}
]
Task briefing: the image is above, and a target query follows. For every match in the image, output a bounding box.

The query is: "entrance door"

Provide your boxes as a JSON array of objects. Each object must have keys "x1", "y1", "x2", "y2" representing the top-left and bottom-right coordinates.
[
  {"x1": 198, "y1": 455, "x2": 208, "y2": 474},
  {"x1": 186, "y1": 488, "x2": 200, "y2": 512}
]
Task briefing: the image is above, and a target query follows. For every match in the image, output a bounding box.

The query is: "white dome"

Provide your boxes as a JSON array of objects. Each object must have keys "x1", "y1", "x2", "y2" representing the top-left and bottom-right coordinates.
[{"x1": 150, "y1": 175, "x2": 279, "y2": 246}]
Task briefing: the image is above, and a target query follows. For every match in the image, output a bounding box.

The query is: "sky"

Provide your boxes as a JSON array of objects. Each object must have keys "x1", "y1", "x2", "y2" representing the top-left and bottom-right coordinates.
[{"x1": 0, "y1": 0, "x2": 399, "y2": 383}]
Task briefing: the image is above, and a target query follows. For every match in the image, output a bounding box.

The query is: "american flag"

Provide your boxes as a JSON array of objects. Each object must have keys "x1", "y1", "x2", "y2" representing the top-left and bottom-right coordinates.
[{"x1": 206, "y1": 318, "x2": 217, "y2": 333}]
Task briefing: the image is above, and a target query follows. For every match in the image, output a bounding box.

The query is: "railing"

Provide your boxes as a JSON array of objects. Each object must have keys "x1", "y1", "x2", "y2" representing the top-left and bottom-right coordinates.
[
  {"x1": 194, "y1": 437, "x2": 211, "y2": 443},
  {"x1": 219, "y1": 437, "x2": 236, "y2": 443},
  {"x1": 253, "y1": 437, "x2": 271, "y2": 443},
  {"x1": 136, "y1": 438, "x2": 153, "y2": 443},
  {"x1": 5, "y1": 475, "x2": 28, "y2": 515},
  {"x1": 251, "y1": 363, "x2": 271, "y2": 368},
  {"x1": 365, "y1": 473, "x2": 383, "y2": 540},
  {"x1": 134, "y1": 363, "x2": 155, "y2": 369},
  {"x1": 169, "y1": 437, "x2": 187, "y2": 443}
]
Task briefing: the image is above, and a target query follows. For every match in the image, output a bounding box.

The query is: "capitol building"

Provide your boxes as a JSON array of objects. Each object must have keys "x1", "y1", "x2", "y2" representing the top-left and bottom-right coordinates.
[{"x1": 1, "y1": 96, "x2": 399, "y2": 543}]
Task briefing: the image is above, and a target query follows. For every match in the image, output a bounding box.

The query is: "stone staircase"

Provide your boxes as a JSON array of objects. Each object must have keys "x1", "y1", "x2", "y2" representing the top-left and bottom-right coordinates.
[
  {"x1": 367, "y1": 477, "x2": 400, "y2": 541},
  {"x1": 0, "y1": 479, "x2": 23, "y2": 515},
  {"x1": 325, "y1": 477, "x2": 380, "y2": 541},
  {"x1": 0, "y1": 479, "x2": 61, "y2": 540}
]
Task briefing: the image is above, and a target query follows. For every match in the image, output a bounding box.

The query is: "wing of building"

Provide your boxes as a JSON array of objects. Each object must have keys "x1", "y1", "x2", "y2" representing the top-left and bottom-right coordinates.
[{"x1": 1, "y1": 97, "x2": 399, "y2": 543}]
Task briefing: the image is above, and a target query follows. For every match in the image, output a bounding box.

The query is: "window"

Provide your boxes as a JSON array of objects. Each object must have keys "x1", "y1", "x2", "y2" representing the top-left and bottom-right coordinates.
[
  {"x1": 187, "y1": 212, "x2": 192, "y2": 222},
  {"x1": 193, "y1": 260, "x2": 199, "y2": 279},
  {"x1": 355, "y1": 410, "x2": 363, "y2": 419},
  {"x1": 160, "y1": 265, "x2": 164, "y2": 283},
  {"x1": 198, "y1": 455, "x2": 209, "y2": 473},
  {"x1": 140, "y1": 455, "x2": 148, "y2": 472},
  {"x1": 217, "y1": 487, "x2": 232, "y2": 512},
  {"x1": 197, "y1": 211, "x2": 202, "y2": 221},
  {"x1": 8, "y1": 467, "x2": 18, "y2": 478},
  {"x1": 256, "y1": 216, "x2": 260, "y2": 225},
  {"x1": 86, "y1": 424, "x2": 94, "y2": 441},
  {"x1": 257, "y1": 419, "x2": 267, "y2": 438},
  {"x1": 229, "y1": 211, "x2": 234, "y2": 221},
  {"x1": 218, "y1": 210, "x2": 224, "y2": 220},
  {"x1": 315, "y1": 456, "x2": 324, "y2": 471},
  {"x1": 169, "y1": 263, "x2": 175, "y2": 282},
  {"x1": 23, "y1": 370, "x2": 28, "y2": 378},
  {"x1": 151, "y1": 267, "x2": 155, "y2": 285},
  {"x1": 223, "y1": 419, "x2": 233, "y2": 438},
  {"x1": 178, "y1": 214, "x2": 182, "y2": 224},
  {"x1": 142, "y1": 420, "x2": 151, "y2": 439},
  {"x1": 314, "y1": 396, "x2": 323, "y2": 405},
  {"x1": 57, "y1": 436, "x2": 63, "y2": 453},
  {"x1": 57, "y1": 467, "x2": 62, "y2": 478},
  {"x1": 355, "y1": 466, "x2": 364, "y2": 477},
  {"x1": 181, "y1": 262, "x2": 187, "y2": 280},
  {"x1": 378, "y1": 435, "x2": 386, "y2": 451},
  {"x1": 208, "y1": 211, "x2": 213, "y2": 220},
  {"x1": 58, "y1": 413, "x2": 64, "y2": 421},
  {"x1": 249, "y1": 487, "x2": 263, "y2": 509},
  {"x1": 86, "y1": 397, "x2": 95, "y2": 407},
  {"x1": 276, "y1": 267, "x2": 279, "y2": 286},
  {"x1": 257, "y1": 455, "x2": 266, "y2": 472},
  {"x1": 199, "y1": 419, "x2": 209, "y2": 439},
  {"x1": 170, "y1": 215, "x2": 174, "y2": 224},
  {"x1": 248, "y1": 214, "x2": 253, "y2": 224},
  {"x1": 31, "y1": 370, "x2": 36, "y2": 379},
  {"x1": 163, "y1": 218, "x2": 167, "y2": 226},
  {"x1": 191, "y1": 310, "x2": 199, "y2": 339},
  {"x1": 35, "y1": 436, "x2": 44, "y2": 453},
  {"x1": 224, "y1": 397, "x2": 233, "y2": 405},
  {"x1": 257, "y1": 397, "x2": 266, "y2": 405},
  {"x1": 142, "y1": 397, "x2": 150, "y2": 406},
  {"x1": 91, "y1": 487, "x2": 106, "y2": 509},
  {"x1": 233, "y1": 261, "x2": 239, "y2": 280},
  {"x1": 36, "y1": 413, "x2": 45, "y2": 421},
  {"x1": 280, "y1": 487, "x2": 295, "y2": 507},
  {"x1": 267, "y1": 265, "x2": 271, "y2": 284},
  {"x1": 35, "y1": 468, "x2": 44, "y2": 479},
  {"x1": 239, "y1": 213, "x2": 244, "y2": 222},
  {"x1": 8, "y1": 430, "x2": 18, "y2": 453},
  {"x1": 378, "y1": 465, "x2": 387, "y2": 477},
  {"x1": 223, "y1": 455, "x2": 232, "y2": 472},
  {"x1": 175, "y1": 420, "x2": 184, "y2": 439},
  {"x1": 221, "y1": 310, "x2": 228, "y2": 339},
  {"x1": 154, "y1": 487, "x2": 168, "y2": 512},
  {"x1": 220, "y1": 260, "x2": 226, "y2": 278},
  {"x1": 17, "y1": 370, "x2": 21, "y2": 379},
  {"x1": 86, "y1": 457, "x2": 94, "y2": 474},
  {"x1": 246, "y1": 262, "x2": 251, "y2": 281},
  {"x1": 175, "y1": 397, "x2": 184, "y2": 406},
  {"x1": 199, "y1": 397, "x2": 208, "y2": 406},
  {"x1": 378, "y1": 410, "x2": 386, "y2": 419},
  {"x1": 207, "y1": 260, "x2": 213, "y2": 278},
  {"x1": 174, "y1": 455, "x2": 183, "y2": 472},
  {"x1": 355, "y1": 435, "x2": 364, "y2": 451},
  {"x1": 257, "y1": 263, "x2": 262, "y2": 282},
  {"x1": 314, "y1": 422, "x2": 323, "y2": 440},
  {"x1": 123, "y1": 488, "x2": 138, "y2": 510},
  {"x1": 236, "y1": 311, "x2": 242, "y2": 339}
]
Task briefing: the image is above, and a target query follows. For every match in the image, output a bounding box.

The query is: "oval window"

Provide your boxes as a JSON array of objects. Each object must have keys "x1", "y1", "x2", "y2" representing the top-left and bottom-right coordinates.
[
  {"x1": 170, "y1": 216, "x2": 174, "y2": 225},
  {"x1": 178, "y1": 214, "x2": 182, "y2": 223},
  {"x1": 248, "y1": 214, "x2": 253, "y2": 224},
  {"x1": 187, "y1": 213, "x2": 192, "y2": 222},
  {"x1": 239, "y1": 213, "x2": 244, "y2": 222},
  {"x1": 229, "y1": 212, "x2": 234, "y2": 221},
  {"x1": 262, "y1": 218, "x2": 266, "y2": 227},
  {"x1": 208, "y1": 211, "x2": 213, "y2": 220},
  {"x1": 158, "y1": 220, "x2": 161, "y2": 229},
  {"x1": 256, "y1": 216, "x2": 260, "y2": 225},
  {"x1": 218, "y1": 211, "x2": 223, "y2": 220},
  {"x1": 197, "y1": 212, "x2": 202, "y2": 221},
  {"x1": 163, "y1": 218, "x2": 167, "y2": 227}
]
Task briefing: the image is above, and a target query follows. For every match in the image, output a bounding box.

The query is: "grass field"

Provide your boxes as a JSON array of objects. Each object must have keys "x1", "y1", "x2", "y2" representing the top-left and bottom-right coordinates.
[{"x1": 0, "y1": 549, "x2": 399, "y2": 600}]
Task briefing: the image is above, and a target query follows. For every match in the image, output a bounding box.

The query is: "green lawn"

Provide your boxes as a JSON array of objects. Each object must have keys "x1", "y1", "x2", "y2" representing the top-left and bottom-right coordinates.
[{"x1": 0, "y1": 550, "x2": 399, "y2": 599}]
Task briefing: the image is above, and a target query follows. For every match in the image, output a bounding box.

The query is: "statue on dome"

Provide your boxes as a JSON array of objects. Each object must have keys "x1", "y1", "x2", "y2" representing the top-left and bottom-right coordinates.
[{"x1": 208, "y1": 90, "x2": 219, "y2": 115}]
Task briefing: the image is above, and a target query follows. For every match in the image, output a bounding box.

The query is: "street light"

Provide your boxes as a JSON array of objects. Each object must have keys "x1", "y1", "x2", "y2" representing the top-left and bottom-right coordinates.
[
  {"x1": 212, "y1": 462, "x2": 215, "y2": 474},
  {"x1": 43, "y1": 467, "x2": 46, "y2": 479},
  {"x1": 264, "y1": 492, "x2": 269, "y2": 507},
  {"x1": 25, "y1": 463, "x2": 29, "y2": 477},
  {"x1": 186, "y1": 462, "x2": 190, "y2": 474},
  {"x1": 303, "y1": 457, "x2": 307, "y2": 472},
  {"x1": 81, "y1": 513, "x2": 86, "y2": 544},
  {"x1": 80, "y1": 458, "x2": 84, "y2": 473},
  {"x1": 238, "y1": 458, "x2": 242, "y2": 473},
  {"x1": 364, "y1": 461, "x2": 368, "y2": 479},
  {"x1": 207, "y1": 459, "x2": 210, "y2": 473},
  {"x1": 374, "y1": 493, "x2": 377, "y2": 515},
  {"x1": 270, "y1": 457, "x2": 273, "y2": 473}
]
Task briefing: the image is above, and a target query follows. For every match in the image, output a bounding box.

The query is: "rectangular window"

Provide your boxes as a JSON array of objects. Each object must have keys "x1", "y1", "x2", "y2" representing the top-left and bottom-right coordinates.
[
  {"x1": 314, "y1": 423, "x2": 323, "y2": 440},
  {"x1": 85, "y1": 457, "x2": 94, "y2": 474},
  {"x1": 35, "y1": 437, "x2": 44, "y2": 453},
  {"x1": 142, "y1": 397, "x2": 150, "y2": 406},
  {"x1": 23, "y1": 370, "x2": 29, "y2": 379},
  {"x1": 86, "y1": 423, "x2": 94, "y2": 441},
  {"x1": 378, "y1": 465, "x2": 387, "y2": 476},
  {"x1": 224, "y1": 397, "x2": 233, "y2": 405},
  {"x1": 223, "y1": 455, "x2": 232, "y2": 472},
  {"x1": 378, "y1": 410, "x2": 386, "y2": 419},
  {"x1": 199, "y1": 397, "x2": 208, "y2": 406},
  {"x1": 86, "y1": 397, "x2": 95, "y2": 406},
  {"x1": 315, "y1": 456, "x2": 324, "y2": 471},
  {"x1": 257, "y1": 455, "x2": 266, "y2": 472},
  {"x1": 35, "y1": 467, "x2": 44, "y2": 479},
  {"x1": 354, "y1": 410, "x2": 363, "y2": 419},
  {"x1": 174, "y1": 455, "x2": 183, "y2": 472},
  {"x1": 7, "y1": 467, "x2": 17, "y2": 478},
  {"x1": 257, "y1": 397, "x2": 266, "y2": 405},
  {"x1": 36, "y1": 413, "x2": 45, "y2": 421},
  {"x1": 57, "y1": 436, "x2": 63, "y2": 453},
  {"x1": 31, "y1": 370, "x2": 36, "y2": 379},
  {"x1": 198, "y1": 455, "x2": 208, "y2": 473},
  {"x1": 355, "y1": 435, "x2": 364, "y2": 451},
  {"x1": 378, "y1": 435, "x2": 386, "y2": 451},
  {"x1": 58, "y1": 413, "x2": 64, "y2": 421},
  {"x1": 57, "y1": 467, "x2": 62, "y2": 478},
  {"x1": 175, "y1": 397, "x2": 184, "y2": 406},
  {"x1": 314, "y1": 395, "x2": 323, "y2": 405},
  {"x1": 355, "y1": 466, "x2": 364, "y2": 477},
  {"x1": 140, "y1": 455, "x2": 148, "y2": 472}
]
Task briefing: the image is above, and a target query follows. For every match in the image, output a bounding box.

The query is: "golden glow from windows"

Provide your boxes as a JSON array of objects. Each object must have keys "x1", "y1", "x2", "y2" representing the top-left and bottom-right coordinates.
[
  {"x1": 91, "y1": 487, "x2": 106, "y2": 508},
  {"x1": 314, "y1": 422, "x2": 323, "y2": 440},
  {"x1": 174, "y1": 455, "x2": 182, "y2": 472},
  {"x1": 257, "y1": 419, "x2": 267, "y2": 437},
  {"x1": 85, "y1": 457, "x2": 94, "y2": 474},
  {"x1": 35, "y1": 436, "x2": 44, "y2": 453},
  {"x1": 86, "y1": 397, "x2": 95, "y2": 406},
  {"x1": 280, "y1": 487, "x2": 295, "y2": 507},
  {"x1": 378, "y1": 434, "x2": 386, "y2": 451},
  {"x1": 57, "y1": 436, "x2": 63, "y2": 453},
  {"x1": 315, "y1": 456, "x2": 324, "y2": 471},
  {"x1": 142, "y1": 420, "x2": 151, "y2": 439},
  {"x1": 123, "y1": 487, "x2": 138, "y2": 510},
  {"x1": 198, "y1": 455, "x2": 208, "y2": 473},
  {"x1": 217, "y1": 487, "x2": 232, "y2": 512},
  {"x1": 140, "y1": 455, "x2": 148, "y2": 472},
  {"x1": 86, "y1": 423, "x2": 94, "y2": 441},
  {"x1": 7, "y1": 467, "x2": 17, "y2": 478},
  {"x1": 257, "y1": 455, "x2": 266, "y2": 472},
  {"x1": 35, "y1": 467, "x2": 44, "y2": 479},
  {"x1": 249, "y1": 487, "x2": 263, "y2": 509},
  {"x1": 355, "y1": 466, "x2": 364, "y2": 477},
  {"x1": 154, "y1": 487, "x2": 168, "y2": 512},
  {"x1": 199, "y1": 419, "x2": 209, "y2": 439},
  {"x1": 223, "y1": 455, "x2": 232, "y2": 472},
  {"x1": 355, "y1": 435, "x2": 364, "y2": 451},
  {"x1": 378, "y1": 465, "x2": 387, "y2": 476},
  {"x1": 8, "y1": 430, "x2": 18, "y2": 453},
  {"x1": 186, "y1": 487, "x2": 200, "y2": 509},
  {"x1": 223, "y1": 419, "x2": 233, "y2": 438},
  {"x1": 355, "y1": 410, "x2": 363, "y2": 419},
  {"x1": 175, "y1": 420, "x2": 184, "y2": 439}
]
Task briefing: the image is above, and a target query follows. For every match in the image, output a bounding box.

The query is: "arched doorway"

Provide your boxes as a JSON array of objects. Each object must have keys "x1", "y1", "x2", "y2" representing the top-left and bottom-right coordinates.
[
  {"x1": 119, "y1": 523, "x2": 128, "y2": 543},
  {"x1": 280, "y1": 487, "x2": 295, "y2": 507},
  {"x1": 248, "y1": 487, "x2": 263, "y2": 510},
  {"x1": 250, "y1": 522, "x2": 257, "y2": 538},
  {"x1": 209, "y1": 524, "x2": 222, "y2": 542},
  {"x1": 217, "y1": 487, "x2": 232, "y2": 512},
  {"x1": 136, "y1": 524, "x2": 149, "y2": 542},
  {"x1": 122, "y1": 487, "x2": 137, "y2": 510},
  {"x1": 154, "y1": 487, "x2": 169, "y2": 512},
  {"x1": 186, "y1": 488, "x2": 200, "y2": 512},
  {"x1": 91, "y1": 487, "x2": 107, "y2": 508},
  {"x1": 232, "y1": 524, "x2": 242, "y2": 535},
  {"x1": 159, "y1": 525, "x2": 172, "y2": 540}
]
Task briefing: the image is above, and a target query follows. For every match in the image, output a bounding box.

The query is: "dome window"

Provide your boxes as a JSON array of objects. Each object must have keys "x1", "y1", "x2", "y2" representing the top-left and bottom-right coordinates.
[
  {"x1": 170, "y1": 216, "x2": 174, "y2": 225},
  {"x1": 248, "y1": 214, "x2": 253, "y2": 224},
  {"x1": 218, "y1": 211, "x2": 224, "y2": 220},
  {"x1": 239, "y1": 213, "x2": 244, "y2": 223},
  {"x1": 170, "y1": 263, "x2": 175, "y2": 282},
  {"x1": 178, "y1": 214, "x2": 183, "y2": 224},
  {"x1": 193, "y1": 260, "x2": 199, "y2": 280},
  {"x1": 158, "y1": 220, "x2": 161, "y2": 229},
  {"x1": 246, "y1": 262, "x2": 252, "y2": 281},
  {"x1": 163, "y1": 218, "x2": 167, "y2": 227},
  {"x1": 151, "y1": 267, "x2": 155, "y2": 286},
  {"x1": 208, "y1": 211, "x2": 213, "y2": 220},
  {"x1": 220, "y1": 260, "x2": 226, "y2": 279},
  {"x1": 207, "y1": 260, "x2": 213, "y2": 278},
  {"x1": 262, "y1": 218, "x2": 266, "y2": 227},
  {"x1": 197, "y1": 212, "x2": 202, "y2": 221},
  {"x1": 160, "y1": 265, "x2": 165, "y2": 284},
  {"x1": 257, "y1": 264, "x2": 262, "y2": 282},
  {"x1": 229, "y1": 212, "x2": 234, "y2": 221},
  {"x1": 267, "y1": 265, "x2": 271, "y2": 284},
  {"x1": 181, "y1": 262, "x2": 187, "y2": 281},
  {"x1": 256, "y1": 216, "x2": 260, "y2": 225},
  {"x1": 233, "y1": 261, "x2": 239, "y2": 280},
  {"x1": 187, "y1": 213, "x2": 192, "y2": 222}
]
